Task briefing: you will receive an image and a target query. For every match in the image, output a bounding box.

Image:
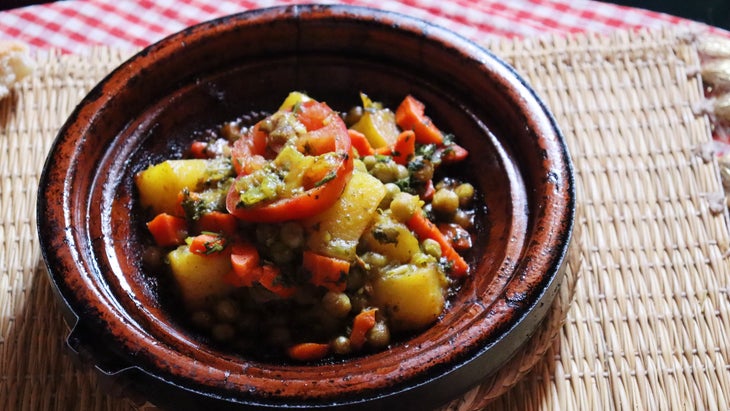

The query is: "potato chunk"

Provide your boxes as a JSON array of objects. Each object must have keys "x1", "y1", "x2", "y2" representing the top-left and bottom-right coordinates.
[
  {"x1": 135, "y1": 159, "x2": 210, "y2": 215},
  {"x1": 304, "y1": 170, "x2": 386, "y2": 260},
  {"x1": 167, "y1": 245, "x2": 233, "y2": 309},
  {"x1": 362, "y1": 213, "x2": 420, "y2": 264},
  {"x1": 371, "y1": 263, "x2": 447, "y2": 331}
]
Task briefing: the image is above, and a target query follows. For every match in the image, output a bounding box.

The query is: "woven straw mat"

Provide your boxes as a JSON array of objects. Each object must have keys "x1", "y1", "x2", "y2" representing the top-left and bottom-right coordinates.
[{"x1": 1, "y1": 28, "x2": 729, "y2": 410}]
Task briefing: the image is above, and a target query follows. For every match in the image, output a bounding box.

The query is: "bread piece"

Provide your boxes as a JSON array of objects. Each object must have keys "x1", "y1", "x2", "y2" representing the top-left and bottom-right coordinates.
[{"x1": 0, "y1": 41, "x2": 34, "y2": 100}]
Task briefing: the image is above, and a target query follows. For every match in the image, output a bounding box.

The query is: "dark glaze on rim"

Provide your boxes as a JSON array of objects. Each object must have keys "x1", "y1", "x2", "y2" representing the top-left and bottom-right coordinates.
[{"x1": 37, "y1": 4, "x2": 574, "y2": 410}]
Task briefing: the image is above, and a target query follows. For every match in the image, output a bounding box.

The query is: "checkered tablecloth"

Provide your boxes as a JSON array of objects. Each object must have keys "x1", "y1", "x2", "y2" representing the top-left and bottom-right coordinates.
[{"x1": 0, "y1": 0, "x2": 727, "y2": 54}]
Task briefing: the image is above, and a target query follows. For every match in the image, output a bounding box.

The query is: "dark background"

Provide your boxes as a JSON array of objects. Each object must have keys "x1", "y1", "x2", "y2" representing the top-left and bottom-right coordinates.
[{"x1": 0, "y1": 1, "x2": 729, "y2": 30}]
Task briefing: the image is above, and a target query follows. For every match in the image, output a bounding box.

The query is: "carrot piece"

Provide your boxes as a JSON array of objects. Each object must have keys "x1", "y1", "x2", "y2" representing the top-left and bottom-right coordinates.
[
  {"x1": 196, "y1": 211, "x2": 238, "y2": 238},
  {"x1": 189, "y1": 140, "x2": 209, "y2": 159},
  {"x1": 406, "y1": 211, "x2": 469, "y2": 277},
  {"x1": 258, "y1": 264, "x2": 297, "y2": 298},
  {"x1": 223, "y1": 242, "x2": 261, "y2": 287},
  {"x1": 349, "y1": 308, "x2": 377, "y2": 351},
  {"x1": 287, "y1": 342, "x2": 330, "y2": 362},
  {"x1": 189, "y1": 233, "x2": 228, "y2": 255},
  {"x1": 437, "y1": 223, "x2": 473, "y2": 251},
  {"x1": 348, "y1": 129, "x2": 374, "y2": 157},
  {"x1": 390, "y1": 130, "x2": 415, "y2": 165},
  {"x1": 302, "y1": 251, "x2": 350, "y2": 292},
  {"x1": 374, "y1": 130, "x2": 415, "y2": 166},
  {"x1": 146, "y1": 213, "x2": 188, "y2": 247},
  {"x1": 438, "y1": 143, "x2": 469, "y2": 164},
  {"x1": 395, "y1": 95, "x2": 444, "y2": 145}
]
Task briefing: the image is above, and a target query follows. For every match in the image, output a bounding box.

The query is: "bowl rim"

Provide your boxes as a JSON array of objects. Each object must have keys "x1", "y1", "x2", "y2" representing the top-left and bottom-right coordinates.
[{"x1": 37, "y1": 4, "x2": 575, "y2": 409}]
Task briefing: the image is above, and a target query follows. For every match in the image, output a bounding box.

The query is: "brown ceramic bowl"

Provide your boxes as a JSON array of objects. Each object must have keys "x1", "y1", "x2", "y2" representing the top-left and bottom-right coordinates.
[{"x1": 37, "y1": 5, "x2": 574, "y2": 410}]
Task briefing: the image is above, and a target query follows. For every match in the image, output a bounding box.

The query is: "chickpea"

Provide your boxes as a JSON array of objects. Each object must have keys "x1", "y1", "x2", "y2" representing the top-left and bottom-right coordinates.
[
  {"x1": 332, "y1": 336, "x2": 352, "y2": 355},
  {"x1": 142, "y1": 246, "x2": 163, "y2": 269},
  {"x1": 322, "y1": 291, "x2": 352, "y2": 318},
  {"x1": 396, "y1": 164, "x2": 409, "y2": 180},
  {"x1": 389, "y1": 192, "x2": 418, "y2": 222},
  {"x1": 422, "y1": 238, "x2": 442, "y2": 258},
  {"x1": 344, "y1": 106, "x2": 363, "y2": 127},
  {"x1": 453, "y1": 209, "x2": 475, "y2": 229},
  {"x1": 214, "y1": 298, "x2": 240, "y2": 323},
  {"x1": 346, "y1": 266, "x2": 367, "y2": 291},
  {"x1": 432, "y1": 188, "x2": 459, "y2": 216},
  {"x1": 378, "y1": 183, "x2": 400, "y2": 209},
  {"x1": 349, "y1": 293, "x2": 369, "y2": 313},
  {"x1": 362, "y1": 155, "x2": 377, "y2": 170},
  {"x1": 255, "y1": 224, "x2": 278, "y2": 247},
  {"x1": 360, "y1": 252, "x2": 388, "y2": 269},
  {"x1": 367, "y1": 322, "x2": 391, "y2": 348},
  {"x1": 371, "y1": 161, "x2": 399, "y2": 183},
  {"x1": 279, "y1": 222, "x2": 304, "y2": 248},
  {"x1": 269, "y1": 242, "x2": 294, "y2": 265},
  {"x1": 454, "y1": 183, "x2": 475, "y2": 207}
]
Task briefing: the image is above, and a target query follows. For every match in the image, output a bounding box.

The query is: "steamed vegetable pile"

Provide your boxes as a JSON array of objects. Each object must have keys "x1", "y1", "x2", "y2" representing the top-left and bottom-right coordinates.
[{"x1": 136, "y1": 92, "x2": 478, "y2": 362}]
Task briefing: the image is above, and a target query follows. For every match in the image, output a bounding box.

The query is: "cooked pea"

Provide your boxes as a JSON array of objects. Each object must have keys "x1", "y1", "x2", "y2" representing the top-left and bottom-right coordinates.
[
  {"x1": 349, "y1": 293, "x2": 369, "y2": 313},
  {"x1": 371, "y1": 161, "x2": 399, "y2": 183},
  {"x1": 142, "y1": 246, "x2": 163, "y2": 269},
  {"x1": 322, "y1": 291, "x2": 352, "y2": 318},
  {"x1": 346, "y1": 266, "x2": 366, "y2": 291},
  {"x1": 422, "y1": 238, "x2": 442, "y2": 258},
  {"x1": 396, "y1": 164, "x2": 409, "y2": 180},
  {"x1": 269, "y1": 242, "x2": 294, "y2": 265},
  {"x1": 390, "y1": 192, "x2": 418, "y2": 222},
  {"x1": 212, "y1": 323, "x2": 235, "y2": 342},
  {"x1": 362, "y1": 155, "x2": 377, "y2": 170},
  {"x1": 367, "y1": 322, "x2": 390, "y2": 348},
  {"x1": 378, "y1": 183, "x2": 400, "y2": 209},
  {"x1": 255, "y1": 224, "x2": 278, "y2": 247},
  {"x1": 214, "y1": 298, "x2": 240, "y2": 323},
  {"x1": 280, "y1": 222, "x2": 304, "y2": 248},
  {"x1": 432, "y1": 188, "x2": 459, "y2": 215},
  {"x1": 454, "y1": 209, "x2": 474, "y2": 229},
  {"x1": 344, "y1": 106, "x2": 363, "y2": 127},
  {"x1": 191, "y1": 310, "x2": 213, "y2": 329},
  {"x1": 409, "y1": 156, "x2": 434, "y2": 183},
  {"x1": 454, "y1": 183, "x2": 475, "y2": 207},
  {"x1": 360, "y1": 252, "x2": 388, "y2": 269},
  {"x1": 332, "y1": 336, "x2": 352, "y2": 355}
]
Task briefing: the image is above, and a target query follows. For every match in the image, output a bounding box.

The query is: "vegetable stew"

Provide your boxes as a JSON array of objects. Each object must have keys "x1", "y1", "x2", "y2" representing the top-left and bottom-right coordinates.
[{"x1": 135, "y1": 92, "x2": 480, "y2": 362}]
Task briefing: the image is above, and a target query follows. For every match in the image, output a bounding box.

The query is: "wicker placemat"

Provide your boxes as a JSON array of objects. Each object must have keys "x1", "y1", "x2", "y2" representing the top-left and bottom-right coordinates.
[{"x1": 1, "y1": 28, "x2": 729, "y2": 410}]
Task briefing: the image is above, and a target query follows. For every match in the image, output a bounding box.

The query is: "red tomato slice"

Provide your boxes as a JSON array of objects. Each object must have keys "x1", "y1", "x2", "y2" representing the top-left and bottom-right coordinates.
[
  {"x1": 231, "y1": 133, "x2": 266, "y2": 175},
  {"x1": 226, "y1": 101, "x2": 354, "y2": 223}
]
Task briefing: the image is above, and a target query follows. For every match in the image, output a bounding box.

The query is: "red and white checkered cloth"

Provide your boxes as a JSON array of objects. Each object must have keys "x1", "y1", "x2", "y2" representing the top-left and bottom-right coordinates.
[{"x1": 0, "y1": 0, "x2": 727, "y2": 54}]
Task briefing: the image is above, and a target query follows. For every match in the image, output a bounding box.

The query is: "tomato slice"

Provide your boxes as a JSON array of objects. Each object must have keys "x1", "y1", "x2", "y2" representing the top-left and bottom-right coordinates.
[
  {"x1": 231, "y1": 132, "x2": 267, "y2": 175},
  {"x1": 226, "y1": 101, "x2": 354, "y2": 223}
]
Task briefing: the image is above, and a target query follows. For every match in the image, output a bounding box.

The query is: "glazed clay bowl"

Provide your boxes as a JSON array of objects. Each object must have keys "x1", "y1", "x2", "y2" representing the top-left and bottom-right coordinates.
[{"x1": 37, "y1": 5, "x2": 574, "y2": 410}]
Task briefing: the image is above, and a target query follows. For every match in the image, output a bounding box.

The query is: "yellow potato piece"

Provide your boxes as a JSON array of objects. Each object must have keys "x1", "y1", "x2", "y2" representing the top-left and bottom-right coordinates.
[
  {"x1": 167, "y1": 245, "x2": 233, "y2": 310},
  {"x1": 304, "y1": 170, "x2": 386, "y2": 260},
  {"x1": 135, "y1": 159, "x2": 209, "y2": 215},
  {"x1": 371, "y1": 263, "x2": 447, "y2": 331},
  {"x1": 362, "y1": 213, "x2": 420, "y2": 264},
  {"x1": 278, "y1": 91, "x2": 312, "y2": 111},
  {"x1": 350, "y1": 108, "x2": 399, "y2": 149}
]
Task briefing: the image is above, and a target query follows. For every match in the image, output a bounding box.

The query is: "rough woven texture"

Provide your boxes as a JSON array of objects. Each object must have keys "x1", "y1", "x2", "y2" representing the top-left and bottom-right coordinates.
[{"x1": 1, "y1": 28, "x2": 729, "y2": 410}]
